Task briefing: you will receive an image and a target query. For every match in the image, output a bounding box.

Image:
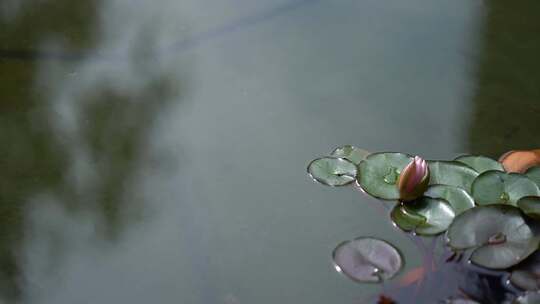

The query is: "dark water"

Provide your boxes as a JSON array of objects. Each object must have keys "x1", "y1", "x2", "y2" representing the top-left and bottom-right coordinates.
[
  {"x1": 377, "y1": 237, "x2": 520, "y2": 304},
  {"x1": 0, "y1": 0, "x2": 539, "y2": 303}
]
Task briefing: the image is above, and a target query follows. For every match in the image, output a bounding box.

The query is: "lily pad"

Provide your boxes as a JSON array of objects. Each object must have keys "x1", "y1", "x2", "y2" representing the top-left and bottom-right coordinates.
[
  {"x1": 500, "y1": 150, "x2": 540, "y2": 173},
  {"x1": 307, "y1": 157, "x2": 357, "y2": 186},
  {"x1": 471, "y1": 170, "x2": 540, "y2": 206},
  {"x1": 526, "y1": 167, "x2": 540, "y2": 188},
  {"x1": 357, "y1": 152, "x2": 413, "y2": 200},
  {"x1": 428, "y1": 161, "x2": 479, "y2": 192},
  {"x1": 391, "y1": 197, "x2": 455, "y2": 235},
  {"x1": 332, "y1": 237, "x2": 402, "y2": 283},
  {"x1": 331, "y1": 145, "x2": 370, "y2": 165},
  {"x1": 424, "y1": 184, "x2": 475, "y2": 215},
  {"x1": 518, "y1": 196, "x2": 540, "y2": 219},
  {"x1": 391, "y1": 203, "x2": 427, "y2": 231},
  {"x1": 510, "y1": 251, "x2": 540, "y2": 291},
  {"x1": 454, "y1": 155, "x2": 504, "y2": 174},
  {"x1": 447, "y1": 205, "x2": 540, "y2": 269},
  {"x1": 514, "y1": 292, "x2": 540, "y2": 304}
]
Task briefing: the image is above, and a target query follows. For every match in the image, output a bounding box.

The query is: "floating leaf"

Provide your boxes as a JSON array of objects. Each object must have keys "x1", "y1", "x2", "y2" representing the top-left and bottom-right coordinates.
[
  {"x1": 513, "y1": 292, "x2": 540, "y2": 304},
  {"x1": 500, "y1": 150, "x2": 540, "y2": 173},
  {"x1": 391, "y1": 197, "x2": 455, "y2": 235},
  {"x1": 471, "y1": 170, "x2": 540, "y2": 206},
  {"x1": 307, "y1": 157, "x2": 357, "y2": 186},
  {"x1": 428, "y1": 161, "x2": 478, "y2": 192},
  {"x1": 454, "y1": 155, "x2": 504, "y2": 174},
  {"x1": 332, "y1": 237, "x2": 402, "y2": 283},
  {"x1": 526, "y1": 167, "x2": 540, "y2": 188},
  {"x1": 331, "y1": 145, "x2": 370, "y2": 165},
  {"x1": 391, "y1": 203, "x2": 427, "y2": 232},
  {"x1": 357, "y1": 152, "x2": 413, "y2": 200},
  {"x1": 510, "y1": 251, "x2": 540, "y2": 291},
  {"x1": 424, "y1": 185, "x2": 475, "y2": 215},
  {"x1": 447, "y1": 205, "x2": 540, "y2": 269},
  {"x1": 518, "y1": 196, "x2": 540, "y2": 219}
]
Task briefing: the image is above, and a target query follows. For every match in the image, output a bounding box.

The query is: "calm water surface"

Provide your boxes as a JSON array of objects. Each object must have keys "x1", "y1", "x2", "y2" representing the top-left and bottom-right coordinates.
[{"x1": 0, "y1": 0, "x2": 538, "y2": 303}]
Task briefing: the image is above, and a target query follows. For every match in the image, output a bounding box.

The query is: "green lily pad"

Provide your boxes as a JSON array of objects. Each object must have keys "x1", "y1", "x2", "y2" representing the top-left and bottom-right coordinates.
[
  {"x1": 526, "y1": 167, "x2": 540, "y2": 188},
  {"x1": 471, "y1": 170, "x2": 540, "y2": 206},
  {"x1": 307, "y1": 157, "x2": 357, "y2": 186},
  {"x1": 447, "y1": 205, "x2": 540, "y2": 269},
  {"x1": 454, "y1": 155, "x2": 504, "y2": 174},
  {"x1": 332, "y1": 237, "x2": 402, "y2": 283},
  {"x1": 391, "y1": 197, "x2": 455, "y2": 235},
  {"x1": 518, "y1": 196, "x2": 540, "y2": 219},
  {"x1": 428, "y1": 161, "x2": 479, "y2": 192},
  {"x1": 510, "y1": 251, "x2": 540, "y2": 291},
  {"x1": 390, "y1": 203, "x2": 427, "y2": 231},
  {"x1": 357, "y1": 152, "x2": 413, "y2": 200},
  {"x1": 514, "y1": 292, "x2": 540, "y2": 304},
  {"x1": 424, "y1": 185, "x2": 475, "y2": 215},
  {"x1": 331, "y1": 145, "x2": 370, "y2": 165}
]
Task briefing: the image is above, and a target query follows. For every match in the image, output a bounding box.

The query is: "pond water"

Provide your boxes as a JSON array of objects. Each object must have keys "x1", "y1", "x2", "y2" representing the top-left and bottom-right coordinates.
[{"x1": 0, "y1": 0, "x2": 539, "y2": 303}]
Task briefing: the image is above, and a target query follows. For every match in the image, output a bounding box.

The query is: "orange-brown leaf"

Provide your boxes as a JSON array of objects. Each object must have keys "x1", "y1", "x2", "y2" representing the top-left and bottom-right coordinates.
[{"x1": 499, "y1": 149, "x2": 540, "y2": 173}]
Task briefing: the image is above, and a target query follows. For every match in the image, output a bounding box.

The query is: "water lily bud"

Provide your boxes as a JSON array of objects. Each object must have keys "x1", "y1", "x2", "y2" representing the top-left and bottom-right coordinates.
[
  {"x1": 499, "y1": 149, "x2": 540, "y2": 173},
  {"x1": 398, "y1": 156, "x2": 430, "y2": 201}
]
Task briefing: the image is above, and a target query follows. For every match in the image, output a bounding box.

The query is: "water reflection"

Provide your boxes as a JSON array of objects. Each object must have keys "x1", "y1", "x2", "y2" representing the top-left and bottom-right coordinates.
[
  {"x1": 467, "y1": 0, "x2": 540, "y2": 157},
  {"x1": 0, "y1": 1, "x2": 102, "y2": 300},
  {"x1": 2, "y1": 0, "x2": 536, "y2": 303},
  {"x1": 1, "y1": 0, "x2": 188, "y2": 302}
]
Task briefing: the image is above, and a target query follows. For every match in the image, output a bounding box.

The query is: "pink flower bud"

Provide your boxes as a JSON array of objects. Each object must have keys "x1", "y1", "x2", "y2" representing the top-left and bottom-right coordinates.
[{"x1": 398, "y1": 156, "x2": 430, "y2": 201}]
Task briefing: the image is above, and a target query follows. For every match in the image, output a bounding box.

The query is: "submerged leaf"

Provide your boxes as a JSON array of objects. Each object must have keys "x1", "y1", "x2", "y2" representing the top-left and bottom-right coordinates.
[
  {"x1": 500, "y1": 150, "x2": 540, "y2": 174},
  {"x1": 357, "y1": 152, "x2": 413, "y2": 200},
  {"x1": 377, "y1": 295, "x2": 397, "y2": 304},
  {"x1": 446, "y1": 299, "x2": 481, "y2": 304},
  {"x1": 428, "y1": 161, "x2": 478, "y2": 192},
  {"x1": 331, "y1": 145, "x2": 370, "y2": 165},
  {"x1": 510, "y1": 251, "x2": 540, "y2": 291},
  {"x1": 391, "y1": 197, "x2": 455, "y2": 235},
  {"x1": 332, "y1": 237, "x2": 402, "y2": 283},
  {"x1": 307, "y1": 157, "x2": 357, "y2": 186},
  {"x1": 471, "y1": 170, "x2": 540, "y2": 206},
  {"x1": 513, "y1": 292, "x2": 540, "y2": 304},
  {"x1": 424, "y1": 184, "x2": 475, "y2": 215},
  {"x1": 518, "y1": 196, "x2": 540, "y2": 219},
  {"x1": 447, "y1": 205, "x2": 539, "y2": 269},
  {"x1": 454, "y1": 155, "x2": 504, "y2": 174},
  {"x1": 397, "y1": 266, "x2": 426, "y2": 287}
]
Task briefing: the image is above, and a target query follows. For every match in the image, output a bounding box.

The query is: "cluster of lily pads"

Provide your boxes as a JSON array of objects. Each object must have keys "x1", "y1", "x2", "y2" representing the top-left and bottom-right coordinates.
[{"x1": 308, "y1": 146, "x2": 540, "y2": 301}]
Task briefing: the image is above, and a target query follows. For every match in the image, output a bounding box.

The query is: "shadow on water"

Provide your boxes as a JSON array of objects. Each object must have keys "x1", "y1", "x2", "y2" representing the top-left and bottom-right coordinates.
[
  {"x1": 467, "y1": 0, "x2": 540, "y2": 157},
  {"x1": 0, "y1": 0, "x2": 188, "y2": 301}
]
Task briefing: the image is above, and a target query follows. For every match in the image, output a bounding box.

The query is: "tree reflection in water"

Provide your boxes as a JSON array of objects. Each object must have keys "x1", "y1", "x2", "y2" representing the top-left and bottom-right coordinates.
[
  {"x1": 0, "y1": 0, "x2": 188, "y2": 301},
  {"x1": 468, "y1": 0, "x2": 540, "y2": 157}
]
